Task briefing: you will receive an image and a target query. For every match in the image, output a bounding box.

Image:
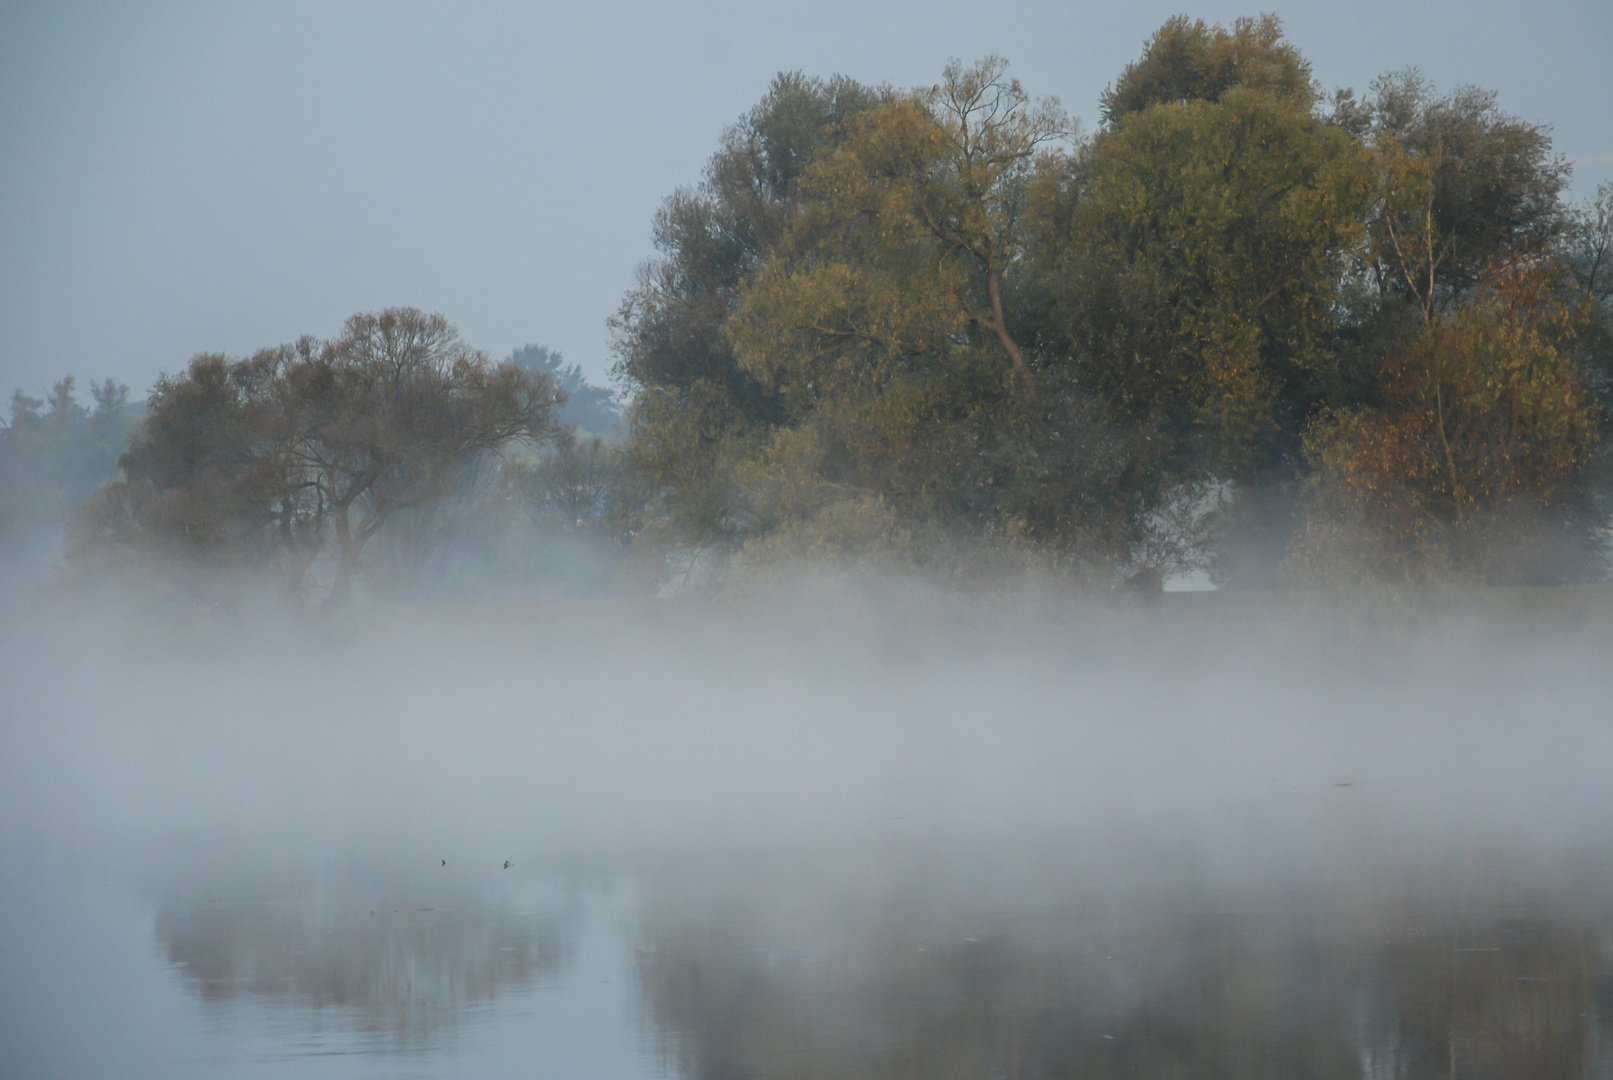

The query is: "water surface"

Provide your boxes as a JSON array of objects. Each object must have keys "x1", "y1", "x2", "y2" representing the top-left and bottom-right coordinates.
[{"x1": 3, "y1": 591, "x2": 1611, "y2": 1077}]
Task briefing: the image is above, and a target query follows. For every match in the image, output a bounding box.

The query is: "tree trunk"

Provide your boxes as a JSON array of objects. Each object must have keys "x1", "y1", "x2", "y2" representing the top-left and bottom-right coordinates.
[
  {"x1": 325, "y1": 501, "x2": 366, "y2": 608},
  {"x1": 985, "y1": 264, "x2": 1029, "y2": 376}
]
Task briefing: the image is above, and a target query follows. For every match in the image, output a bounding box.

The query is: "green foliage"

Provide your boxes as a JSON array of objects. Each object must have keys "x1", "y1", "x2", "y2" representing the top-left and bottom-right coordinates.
[
  {"x1": 1359, "y1": 71, "x2": 1569, "y2": 318},
  {"x1": 732, "y1": 57, "x2": 1066, "y2": 390},
  {"x1": 1021, "y1": 18, "x2": 1372, "y2": 582},
  {"x1": 1291, "y1": 258, "x2": 1602, "y2": 584},
  {"x1": 719, "y1": 59, "x2": 1122, "y2": 567},
  {"x1": 1100, "y1": 14, "x2": 1317, "y2": 123},
  {"x1": 1278, "y1": 73, "x2": 1589, "y2": 584},
  {"x1": 612, "y1": 72, "x2": 879, "y2": 555},
  {"x1": 1031, "y1": 76, "x2": 1371, "y2": 478}
]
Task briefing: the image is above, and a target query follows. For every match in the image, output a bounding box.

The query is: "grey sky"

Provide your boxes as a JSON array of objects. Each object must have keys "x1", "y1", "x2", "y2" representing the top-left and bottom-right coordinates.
[{"x1": 2, "y1": 0, "x2": 1609, "y2": 402}]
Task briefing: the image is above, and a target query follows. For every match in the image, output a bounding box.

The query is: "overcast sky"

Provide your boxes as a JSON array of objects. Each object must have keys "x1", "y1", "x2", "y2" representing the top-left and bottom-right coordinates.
[{"x1": 2, "y1": 0, "x2": 1609, "y2": 402}]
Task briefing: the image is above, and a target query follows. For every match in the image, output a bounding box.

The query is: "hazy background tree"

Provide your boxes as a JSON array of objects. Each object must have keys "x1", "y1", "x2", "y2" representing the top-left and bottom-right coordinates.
[
  {"x1": 507, "y1": 344, "x2": 620, "y2": 434},
  {"x1": 0, "y1": 375, "x2": 137, "y2": 575},
  {"x1": 362, "y1": 340, "x2": 647, "y2": 600}
]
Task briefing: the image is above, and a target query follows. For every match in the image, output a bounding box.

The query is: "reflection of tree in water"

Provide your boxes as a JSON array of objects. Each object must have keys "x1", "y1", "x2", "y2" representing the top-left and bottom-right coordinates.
[
  {"x1": 153, "y1": 865, "x2": 576, "y2": 1047},
  {"x1": 634, "y1": 853, "x2": 1613, "y2": 1079}
]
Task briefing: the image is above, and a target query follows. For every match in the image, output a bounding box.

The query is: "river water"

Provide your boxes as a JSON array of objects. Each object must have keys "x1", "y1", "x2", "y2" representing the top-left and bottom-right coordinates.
[{"x1": 3, "y1": 591, "x2": 1611, "y2": 1078}]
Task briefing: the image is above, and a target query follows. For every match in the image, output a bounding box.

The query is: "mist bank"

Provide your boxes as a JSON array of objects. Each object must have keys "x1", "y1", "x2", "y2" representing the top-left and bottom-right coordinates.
[{"x1": 5, "y1": 584, "x2": 1612, "y2": 877}]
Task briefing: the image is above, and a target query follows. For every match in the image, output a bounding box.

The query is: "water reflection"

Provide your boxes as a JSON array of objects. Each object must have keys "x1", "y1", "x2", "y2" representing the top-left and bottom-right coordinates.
[
  {"x1": 23, "y1": 842, "x2": 1613, "y2": 1077},
  {"x1": 150, "y1": 864, "x2": 578, "y2": 1048},
  {"x1": 633, "y1": 849, "x2": 1613, "y2": 1079}
]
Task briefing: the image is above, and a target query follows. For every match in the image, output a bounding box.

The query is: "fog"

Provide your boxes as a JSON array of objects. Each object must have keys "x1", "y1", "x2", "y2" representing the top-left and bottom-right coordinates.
[
  {"x1": 4, "y1": 583, "x2": 1613, "y2": 1075},
  {"x1": 10, "y1": 587, "x2": 1613, "y2": 866}
]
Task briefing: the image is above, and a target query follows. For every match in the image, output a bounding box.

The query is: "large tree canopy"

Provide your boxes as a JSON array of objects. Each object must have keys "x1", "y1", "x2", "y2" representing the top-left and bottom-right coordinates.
[
  {"x1": 710, "y1": 59, "x2": 1183, "y2": 570},
  {"x1": 1355, "y1": 71, "x2": 1569, "y2": 319},
  {"x1": 602, "y1": 18, "x2": 1607, "y2": 587},
  {"x1": 606, "y1": 18, "x2": 1609, "y2": 587}
]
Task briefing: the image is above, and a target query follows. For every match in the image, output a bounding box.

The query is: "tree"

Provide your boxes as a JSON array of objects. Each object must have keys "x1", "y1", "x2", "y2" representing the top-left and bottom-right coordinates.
[
  {"x1": 1031, "y1": 17, "x2": 1368, "y2": 478},
  {"x1": 711, "y1": 58, "x2": 1102, "y2": 567},
  {"x1": 508, "y1": 345, "x2": 619, "y2": 434},
  {"x1": 1100, "y1": 14, "x2": 1317, "y2": 123},
  {"x1": 0, "y1": 374, "x2": 136, "y2": 564},
  {"x1": 612, "y1": 72, "x2": 878, "y2": 556},
  {"x1": 1282, "y1": 77, "x2": 1597, "y2": 584},
  {"x1": 607, "y1": 32, "x2": 1607, "y2": 587},
  {"x1": 732, "y1": 57, "x2": 1066, "y2": 395},
  {"x1": 1359, "y1": 71, "x2": 1569, "y2": 321},
  {"x1": 102, "y1": 351, "x2": 297, "y2": 571},
  {"x1": 291, "y1": 310, "x2": 565, "y2": 603},
  {"x1": 515, "y1": 433, "x2": 632, "y2": 535},
  {"x1": 85, "y1": 309, "x2": 562, "y2": 605},
  {"x1": 1565, "y1": 183, "x2": 1613, "y2": 313},
  {"x1": 1562, "y1": 183, "x2": 1613, "y2": 409},
  {"x1": 1291, "y1": 257, "x2": 1601, "y2": 583},
  {"x1": 1020, "y1": 18, "x2": 1370, "y2": 581}
]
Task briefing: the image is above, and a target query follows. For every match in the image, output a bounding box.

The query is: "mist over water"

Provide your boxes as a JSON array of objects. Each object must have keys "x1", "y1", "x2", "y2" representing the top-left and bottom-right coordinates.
[{"x1": 3, "y1": 585, "x2": 1613, "y2": 1077}]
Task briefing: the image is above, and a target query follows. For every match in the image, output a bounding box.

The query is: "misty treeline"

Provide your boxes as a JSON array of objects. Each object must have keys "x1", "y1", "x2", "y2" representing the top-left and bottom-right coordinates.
[
  {"x1": 0, "y1": 375, "x2": 139, "y2": 569},
  {"x1": 7, "y1": 15, "x2": 1612, "y2": 603},
  {"x1": 613, "y1": 15, "x2": 1613, "y2": 588},
  {"x1": 0, "y1": 309, "x2": 640, "y2": 605}
]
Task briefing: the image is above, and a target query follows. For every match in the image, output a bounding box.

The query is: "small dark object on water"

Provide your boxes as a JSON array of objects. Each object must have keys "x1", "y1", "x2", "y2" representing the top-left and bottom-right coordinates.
[
  {"x1": 441, "y1": 859, "x2": 446, "y2": 866},
  {"x1": 503, "y1": 861, "x2": 512, "y2": 869}
]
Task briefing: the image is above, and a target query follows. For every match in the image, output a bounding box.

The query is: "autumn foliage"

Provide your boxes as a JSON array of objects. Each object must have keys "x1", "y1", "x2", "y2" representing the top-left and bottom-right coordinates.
[
  {"x1": 612, "y1": 18, "x2": 1610, "y2": 586},
  {"x1": 1294, "y1": 259, "x2": 1601, "y2": 583}
]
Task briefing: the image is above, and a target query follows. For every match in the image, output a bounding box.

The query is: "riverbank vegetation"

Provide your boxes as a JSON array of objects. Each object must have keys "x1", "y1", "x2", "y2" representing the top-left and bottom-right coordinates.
[{"x1": 6, "y1": 15, "x2": 1611, "y2": 605}]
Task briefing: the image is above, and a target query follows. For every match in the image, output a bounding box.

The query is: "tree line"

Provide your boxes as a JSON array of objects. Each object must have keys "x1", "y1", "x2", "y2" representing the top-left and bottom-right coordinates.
[{"x1": 7, "y1": 14, "x2": 1611, "y2": 601}]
